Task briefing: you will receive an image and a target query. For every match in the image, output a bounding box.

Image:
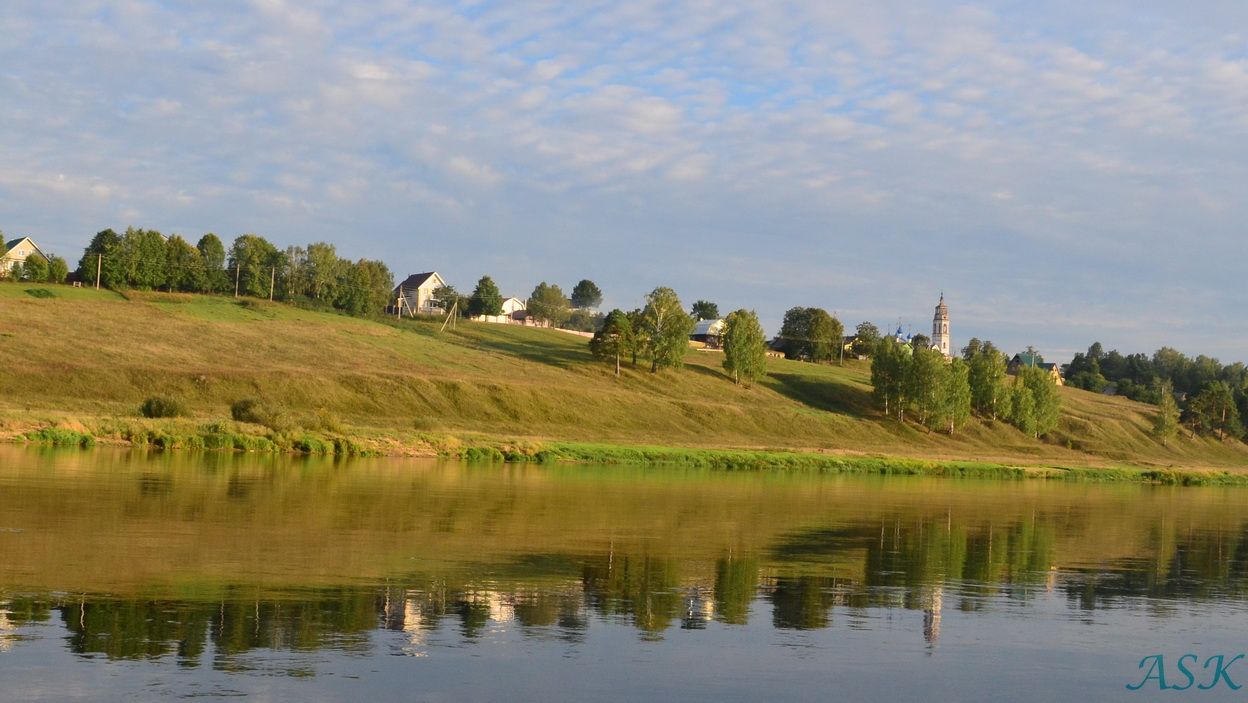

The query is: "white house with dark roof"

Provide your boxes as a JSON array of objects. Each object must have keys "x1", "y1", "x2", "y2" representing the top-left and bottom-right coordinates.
[
  {"x1": 1, "y1": 236, "x2": 47, "y2": 275},
  {"x1": 392, "y1": 271, "x2": 448, "y2": 316}
]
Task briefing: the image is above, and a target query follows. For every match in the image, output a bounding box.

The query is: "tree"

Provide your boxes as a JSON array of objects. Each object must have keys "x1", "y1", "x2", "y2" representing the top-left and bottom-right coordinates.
[
  {"x1": 468, "y1": 275, "x2": 504, "y2": 317},
  {"x1": 196, "y1": 234, "x2": 228, "y2": 294},
  {"x1": 46, "y1": 255, "x2": 69, "y2": 284},
  {"x1": 625, "y1": 309, "x2": 645, "y2": 366},
  {"x1": 690, "y1": 300, "x2": 720, "y2": 321},
  {"x1": 1189, "y1": 381, "x2": 1243, "y2": 440},
  {"x1": 777, "y1": 307, "x2": 812, "y2": 360},
  {"x1": 589, "y1": 309, "x2": 633, "y2": 376},
  {"x1": 431, "y1": 285, "x2": 467, "y2": 316},
  {"x1": 1011, "y1": 366, "x2": 1061, "y2": 438},
  {"x1": 907, "y1": 346, "x2": 946, "y2": 427},
  {"x1": 78, "y1": 229, "x2": 126, "y2": 288},
  {"x1": 164, "y1": 235, "x2": 205, "y2": 292},
  {"x1": 721, "y1": 309, "x2": 767, "y2": 386},
  {"x1": 967, "y1": 341, "x2": 1009, "y2": 420},
  {"x1": 304, "y1": 242, "x2": 342, "y2": 301},
  {"x1": 352, "y1": 259, "x2": 394, "y2": 315},
  {"x1": 639, "y1": 286, "x2": 695, "y2": 372},
  {"x1": 16, "y1": 253, "x2": 49, "y2": 282},
  {"x1": 528, "y1": 282, "x2": 571, "y2": 327},
  {"x1": 807, "y1": 308, "x2": 843, "y2": 363},
  {"x1": 852, "y1": 322, "x2": 880, "y2": 357},
  {"x1": 564, "y1": 309, "x2": 605, "y2": 332},
  {"x1": 121, "y1": 227, "x2": 168, "y2": 289},
  {"x1": 871, "y1": 337, "x2": 910, "y2": 420},
  {"x1": 910, "y1": 333, "x2": 931, "y2": 351},
  {"x1": 936, "y1": 358, "x2": 973, "y2": 434},
  {"x1": 1152, "y1": 379, "x2": 1180, "y2": 446},
  {"x1": 228, "y1": 234, "x2": 280, "y2": 298},
  {"x1": 570, "y1": 279, "x2": 603, "y2": 310}
]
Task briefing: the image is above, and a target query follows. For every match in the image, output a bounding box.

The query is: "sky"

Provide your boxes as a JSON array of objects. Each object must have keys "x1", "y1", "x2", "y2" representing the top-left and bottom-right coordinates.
[{"x1": 2, "y1": 1, "x2": 1247, "y2": 363}]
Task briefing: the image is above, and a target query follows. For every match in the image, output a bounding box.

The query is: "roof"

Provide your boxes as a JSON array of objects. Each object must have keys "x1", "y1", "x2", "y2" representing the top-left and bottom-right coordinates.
[
  {"x1": 394, "y1": 271, "x2": 443, "y2": 292},
  {"x1": 1, "y1": 236, "x2": 46, "y2": 260},
  {"x1": 1012, "y1": 352, "x2": 1043, "y2": 367},
  {"x1": 693, "y1": 319, "x2": 725, "y2": 336}
]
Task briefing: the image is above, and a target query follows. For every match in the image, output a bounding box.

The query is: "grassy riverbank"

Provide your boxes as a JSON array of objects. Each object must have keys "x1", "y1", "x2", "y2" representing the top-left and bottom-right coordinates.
[{"x1": 2, "y1": 282, "x2": 1247, "y2": 478}]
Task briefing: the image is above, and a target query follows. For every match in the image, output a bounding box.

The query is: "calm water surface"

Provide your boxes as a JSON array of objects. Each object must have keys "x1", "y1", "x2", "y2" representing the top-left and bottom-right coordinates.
[{"x1": 2, "y1": 446, "x2": 1248, "y2": 701}]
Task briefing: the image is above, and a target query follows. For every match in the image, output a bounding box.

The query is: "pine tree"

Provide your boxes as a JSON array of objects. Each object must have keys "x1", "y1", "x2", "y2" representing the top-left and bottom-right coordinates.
[{"x1": 589, "y1": 309, "x2": 633, "y2": 376}]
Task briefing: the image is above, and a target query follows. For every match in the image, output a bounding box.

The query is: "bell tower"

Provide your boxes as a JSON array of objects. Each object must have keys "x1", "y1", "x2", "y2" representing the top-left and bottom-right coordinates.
[{"x1": 932, "y1": 294, "x2": 950, "y2": 358}]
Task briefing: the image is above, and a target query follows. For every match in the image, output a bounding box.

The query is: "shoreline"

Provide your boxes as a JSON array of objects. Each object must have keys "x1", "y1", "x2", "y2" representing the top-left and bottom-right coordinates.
[{"x1": 7, "y1": 416, "x2": 1247, "y2": 487}]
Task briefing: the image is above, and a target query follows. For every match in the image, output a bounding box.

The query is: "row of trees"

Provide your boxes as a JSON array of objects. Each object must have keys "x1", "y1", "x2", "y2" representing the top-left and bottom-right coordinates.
[
  {"x1": 589, "y1": 287, "x2": 699, "y2": 374},
  {"x1": 75, "y1": 228, "x2": 394, "y2": 317},
  {"x1": 871, "y1": 337, "x2": 1062, "y2": 437},
  {"x1": 1066, "y1": 341, "x2": 1248, "y2": 442}
]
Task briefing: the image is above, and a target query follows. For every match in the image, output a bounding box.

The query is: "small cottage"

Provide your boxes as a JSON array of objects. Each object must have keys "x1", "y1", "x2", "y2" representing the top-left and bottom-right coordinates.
[{"x1": 1, "y1": 236, "x2": 47, "y2": 275}]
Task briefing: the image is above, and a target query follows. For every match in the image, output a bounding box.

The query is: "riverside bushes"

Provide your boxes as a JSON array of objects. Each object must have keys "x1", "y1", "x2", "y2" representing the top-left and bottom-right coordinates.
[{"x1": 140, "y1": 395, "x2": 187, "y2": 418}]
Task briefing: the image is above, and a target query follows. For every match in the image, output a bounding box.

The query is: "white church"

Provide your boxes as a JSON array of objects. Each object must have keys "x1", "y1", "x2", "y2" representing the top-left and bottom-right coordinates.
[{"x1": 890, "y1": 294, "x2": 952, "y2": 359}]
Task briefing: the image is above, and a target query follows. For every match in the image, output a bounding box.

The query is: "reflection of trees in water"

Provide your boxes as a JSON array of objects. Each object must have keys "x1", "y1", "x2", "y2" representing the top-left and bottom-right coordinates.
[
  {"x1": 7, "y1": 517, "x2": 1248, "y2": 660},
  {"x1": 1062, "y1": 524, "x2": 1248, "y2": 609}
]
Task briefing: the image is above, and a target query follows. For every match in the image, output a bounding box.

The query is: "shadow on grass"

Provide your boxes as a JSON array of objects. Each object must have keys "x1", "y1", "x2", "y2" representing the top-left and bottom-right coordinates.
[
  {"x1": 466, "y1": 336, "x2": 591, "y2": 371},
  {"x1": 763, "y1": 372, "x2": 875, "y2": 416}
]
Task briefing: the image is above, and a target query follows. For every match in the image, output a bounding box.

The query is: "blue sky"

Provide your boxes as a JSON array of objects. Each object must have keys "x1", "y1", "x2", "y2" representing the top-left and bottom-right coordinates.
[{"x1": 2, "y1": 1, "x2": 1247, "y2": 363}]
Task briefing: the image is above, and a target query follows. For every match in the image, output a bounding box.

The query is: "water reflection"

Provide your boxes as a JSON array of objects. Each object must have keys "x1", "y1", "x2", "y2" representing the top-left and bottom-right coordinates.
[{"x1": 1, "y1": 446, "x2": 1248, "y2": 667}]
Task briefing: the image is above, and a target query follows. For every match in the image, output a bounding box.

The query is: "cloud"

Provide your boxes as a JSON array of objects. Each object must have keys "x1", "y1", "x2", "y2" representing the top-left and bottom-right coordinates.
[{"x1": 0, "y1": 1, "x2": 1246, "y2": 360}]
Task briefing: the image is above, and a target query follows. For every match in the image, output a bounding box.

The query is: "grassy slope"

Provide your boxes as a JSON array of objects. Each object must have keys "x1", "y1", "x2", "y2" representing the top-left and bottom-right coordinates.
[{"x1": 1, "y1": 282, "x2": 1246, "y2": 470}]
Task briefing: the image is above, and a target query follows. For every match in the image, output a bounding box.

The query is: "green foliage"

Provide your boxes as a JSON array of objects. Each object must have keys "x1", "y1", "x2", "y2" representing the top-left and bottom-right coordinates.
[
  {"x1": 721, "y1": 309, "x2": 767, "y2": 386},
  {"x1": 1188, "y1": 381, "x2": 1243, "y2": 440},
  {"x1": 570, "y1": 279, "x2": 603, "y2": 310},
  {"x1": 563, "y1": 309, "x2": 604, "y2": 332},
  {"x1": 852, "y1": 322, "x2": 880, "y2": 357},
  {"x1": 230, "y1": 398, "x2": 293, "y2": 431},
  {"x1": 690, "y1": 300, "x2": 720, "y2": 320},
  {"x1": 907, "y1": 346, "x2": 946, "y2": 427},
  {"x1": 589, "y1": 309, "x2": 634, "y2": 373},
  {"x1": 164, "y1": 235, "x2": 206, "y2": 292},
  {"x1": 196, "y1": 233, "x2": 229, "y2": 294},
  {"x1": 46, "y1": 255, "x2": 69, "y2": 284},
  {"x1": 25, "y1": 427, "x2": 95, "y2": 448},
  {"x1": 528, "y1": 282, "x2": 571, "y2": 327},
  {"x1": 468, "y1": 275, "x2": 504, "y2": 317},
  {"x1": 1152, "y1": 379, "x2": 1180, "y2": 446},
  {"x1": 16, "y1": 254, "x2": 49, "y2": 282},
  {"x1": 121, "y1": 227, "x2": 169, "y2": 289},
  {"x1": 77, "y1": 229, "x2": 125, "y2": 288},
  {"x1": 937, "y1": 358, "x2": 973, "y2": 434},
  {"x1": 870, "y1": 337, "x2": 910, "y2": 419},
  {"x1": 777, "y1": 307, "x2": 842, "y2": 362},
  {"x1": 228, "y1": 234, "x2": 280, "y2": 297},
  {"x1": 463, "y1": 446, "x2": 506, "y2": 463},
  {"x1": 431, "y1": 285, "x2": 468, "y2": 317},
  {"x1": 965, "y1": 340, "x2": 1009, "y2": 420},
  {"x1": 639, "y1": 286, "x2": 695, "y2": 372},
  {"x1": 140, "y1": 395, "x2": 187, "y2": 418},
  {"x1": 303, "y1": 242, "x2": 342, "y2": 301}
]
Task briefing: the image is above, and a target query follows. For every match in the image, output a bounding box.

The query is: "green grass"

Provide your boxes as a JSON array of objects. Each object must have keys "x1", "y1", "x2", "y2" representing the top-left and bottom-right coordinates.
[{"x1": 2, "y1": 281, "x2": 1248, "y2": 474}]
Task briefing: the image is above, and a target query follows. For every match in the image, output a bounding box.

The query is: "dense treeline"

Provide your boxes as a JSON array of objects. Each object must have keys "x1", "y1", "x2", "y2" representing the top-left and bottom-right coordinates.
[
  {"x1": 1066, "y1": 341, "x2": 1246, "y2": 441},
  {"x1": 871, "y1": 337, "x2": 1061, "y2": 437},
  {"x1": 776, "y1": 306, "x2": 845, "y2": 362},
  {"x1": 75, "y1": 228, "x2": 393, "y2": 317}
]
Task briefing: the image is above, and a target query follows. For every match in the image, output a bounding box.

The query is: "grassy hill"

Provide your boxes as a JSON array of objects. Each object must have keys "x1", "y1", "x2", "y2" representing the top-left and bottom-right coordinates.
[{"x1": 2, "y1": 282, "x2": 1247, "y2": 472}]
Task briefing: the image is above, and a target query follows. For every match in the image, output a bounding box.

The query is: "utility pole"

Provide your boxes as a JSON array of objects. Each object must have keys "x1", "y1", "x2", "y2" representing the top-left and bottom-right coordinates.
[
  {"x1": 234, "y1": 263, "x2": 240, "y2": 298},
  {"x1": 269, "y1": 267, "x2": 275, "y2": 301},
  {"x1": 95, "y1": 254, "x2": 102, "y2": 289}
]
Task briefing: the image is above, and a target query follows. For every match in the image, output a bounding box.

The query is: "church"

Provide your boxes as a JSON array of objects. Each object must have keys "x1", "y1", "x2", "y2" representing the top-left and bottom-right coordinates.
[{"x1": 932, "y1": 293, "x2": 951, "y2": 359}]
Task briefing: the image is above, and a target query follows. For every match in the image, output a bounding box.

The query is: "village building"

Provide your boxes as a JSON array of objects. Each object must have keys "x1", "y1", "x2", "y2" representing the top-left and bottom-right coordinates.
[
  {"x1": 690, "y1": 318, "x2": 726, "y2": 348},
  {"x1": 391, "y1": 271, "x2": 448, "y2": 316},
  {"x1": 1, "y1": 236, "x2": 47, "y2": 275},
  {"x1": 474, "y1": 296, "x2": 527, "y2": 324},
  {"x1": 1008, "y1": 349, "x2": 1064, "y2": 386}
]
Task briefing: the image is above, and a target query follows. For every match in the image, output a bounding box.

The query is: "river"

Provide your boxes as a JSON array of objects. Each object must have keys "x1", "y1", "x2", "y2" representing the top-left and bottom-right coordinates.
[{"x1": 1, "y1": 446, "x2": 1246, "y2": 701}]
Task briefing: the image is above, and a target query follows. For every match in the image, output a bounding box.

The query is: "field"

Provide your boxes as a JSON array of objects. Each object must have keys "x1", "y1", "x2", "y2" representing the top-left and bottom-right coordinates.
[{"x1": 2, "y1": 281, "x2": 1247, "y2": 473}]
